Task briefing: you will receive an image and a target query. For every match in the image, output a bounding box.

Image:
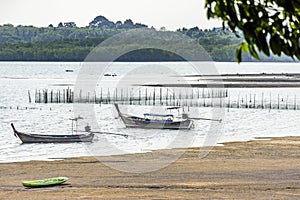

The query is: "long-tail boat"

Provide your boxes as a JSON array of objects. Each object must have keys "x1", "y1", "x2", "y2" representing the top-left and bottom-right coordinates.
[
  {"x1": 11, "y1": 123, "x2": 94, "y2": 143},
  {"x1": 114, "y1": 104, "x2": 194, "y2": 130}
]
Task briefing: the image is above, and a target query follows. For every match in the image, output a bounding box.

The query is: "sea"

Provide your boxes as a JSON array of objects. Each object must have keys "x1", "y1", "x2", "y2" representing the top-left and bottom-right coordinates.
[{"x1": 0, "y1": 61, "x2": 300, "y2": 163}]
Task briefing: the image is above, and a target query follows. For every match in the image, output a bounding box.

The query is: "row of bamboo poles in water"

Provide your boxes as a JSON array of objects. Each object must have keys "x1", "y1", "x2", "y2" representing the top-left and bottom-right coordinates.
[{"x1": 29, "y1": 87, "x2": 300, "y2": 110}]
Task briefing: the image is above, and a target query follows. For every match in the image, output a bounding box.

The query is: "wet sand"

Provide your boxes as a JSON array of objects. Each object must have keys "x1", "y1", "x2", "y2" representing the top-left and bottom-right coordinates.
[
  {"x1": 0, "y1": 137, "x2": 299, "y2": 199},
  {"x1": 144, "y1": 73, "x2": 300, "y2": 88}
]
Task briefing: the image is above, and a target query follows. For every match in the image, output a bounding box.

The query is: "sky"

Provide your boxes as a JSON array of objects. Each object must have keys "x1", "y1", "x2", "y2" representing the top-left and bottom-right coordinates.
[{"x1": 0, "y1": 0, "x2": 221, "y2": 30}]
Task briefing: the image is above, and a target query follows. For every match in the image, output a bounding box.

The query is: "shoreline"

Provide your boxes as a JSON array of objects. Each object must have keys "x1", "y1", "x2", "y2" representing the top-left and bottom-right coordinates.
[
  {"x1": 0, "y1": 61, "x2": 299, "y2": 63},
  {"x1": 143, "y1": 83, "x2": 300, "y2": 88},
  {"x1": 0, "y1": 136, "x2": 299, "y2": 199},
  {"x1": 0, "y1": 135, "x2": 295, "y2": 165}
]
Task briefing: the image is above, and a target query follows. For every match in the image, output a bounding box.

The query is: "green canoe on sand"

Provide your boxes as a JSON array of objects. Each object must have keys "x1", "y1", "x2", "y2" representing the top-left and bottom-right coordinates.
[{"x1": 22, "y1": 177, "x2": 69, "y2": 187}]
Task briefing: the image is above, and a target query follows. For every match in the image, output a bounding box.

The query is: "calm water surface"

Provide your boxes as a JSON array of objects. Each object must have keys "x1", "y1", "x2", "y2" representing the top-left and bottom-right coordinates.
[{"x1": 0, "y1": 62, "x2": 300, "y2": 163}]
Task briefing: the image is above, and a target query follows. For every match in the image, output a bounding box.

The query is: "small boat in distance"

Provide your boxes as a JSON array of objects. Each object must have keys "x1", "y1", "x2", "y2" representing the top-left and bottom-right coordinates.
[
  {"x1": 104, "y1": 73, "x2": 117, "y2": 77},
  {"x1": 11, "y1": 123, "x2": 94, "y2": 143},
  {"x1": 114, "y1": 104, "x2": 194, "y2": 130}
]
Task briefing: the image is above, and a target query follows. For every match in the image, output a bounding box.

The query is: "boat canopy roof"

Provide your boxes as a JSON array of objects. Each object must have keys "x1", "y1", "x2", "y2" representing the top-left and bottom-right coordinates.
[
  {"x1": 166, "y1": 106, "x2": 182, "y2": 110},
  {"x1": 144, "y1": 113, "x2": 174, "y2": 117}
]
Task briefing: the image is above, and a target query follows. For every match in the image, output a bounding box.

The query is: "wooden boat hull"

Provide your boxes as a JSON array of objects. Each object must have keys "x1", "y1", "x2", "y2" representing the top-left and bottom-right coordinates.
[
  {"x1": 122, "y1": 117, "x2": 193, "y2": 129},
  {"x1": 11, "y1": 123, "x2": 94, "y2": 143},
  {"x1": 114, "y1": 104, "x2": 194, "y2": 130}
]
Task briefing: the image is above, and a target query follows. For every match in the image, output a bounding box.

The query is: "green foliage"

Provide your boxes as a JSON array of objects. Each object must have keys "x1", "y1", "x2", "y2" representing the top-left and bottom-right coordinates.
[
  {"x1": 0, "y1": 28, "x2": 292, "y2": 62},
  {"x1": 88, "y1": 16, "x2": 147, "y2": 29},
  {"x1": 0, "y1": 14, "x2": 296, "y2": 62},
  {"x1": 0, "y1": 25, "x2": 122, "y2": 44},
  {"x1": 0, "y1": 14, "x2": 148, "y2": 44},
  {"x1": 206, "y1": 0, "x2": 300, "y2": 62},
  {"x1": 0, "y1": 38, "x2": 104, "y2": 61}
]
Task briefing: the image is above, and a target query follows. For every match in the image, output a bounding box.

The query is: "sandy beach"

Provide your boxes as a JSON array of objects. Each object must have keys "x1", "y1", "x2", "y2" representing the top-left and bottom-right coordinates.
[{"x1": 0, "y1": 137, "x2": 299, "y2": 199}]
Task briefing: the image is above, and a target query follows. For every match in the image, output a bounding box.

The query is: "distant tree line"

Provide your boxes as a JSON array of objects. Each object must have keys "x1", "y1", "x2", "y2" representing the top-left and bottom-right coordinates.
[
  {"x1": 0, "y1": 16, "x2": 147, "y2": 44},
  {"x1": 0, "y1": 15, "x2": 294, "y2": 62}
]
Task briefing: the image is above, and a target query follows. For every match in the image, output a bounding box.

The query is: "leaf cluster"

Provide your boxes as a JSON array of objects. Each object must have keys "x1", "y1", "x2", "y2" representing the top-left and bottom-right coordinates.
[{"x1": 206, "y1": 0, "x2": 300, "y2": 62}]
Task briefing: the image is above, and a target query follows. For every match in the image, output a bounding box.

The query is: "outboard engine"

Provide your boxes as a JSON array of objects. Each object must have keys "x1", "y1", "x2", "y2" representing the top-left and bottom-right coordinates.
[
  {"x1": 182, "y1": 113, "x2": 189, "y2": 119},
  {"x1": 85, "y1": 125, "x2": 91, "y2": 132}
]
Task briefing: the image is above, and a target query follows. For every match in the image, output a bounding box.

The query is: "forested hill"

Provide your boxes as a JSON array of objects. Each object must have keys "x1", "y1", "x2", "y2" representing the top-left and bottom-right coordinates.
[{"x1": 0, "y1": 15, "x2": 294, "y2": 62}]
